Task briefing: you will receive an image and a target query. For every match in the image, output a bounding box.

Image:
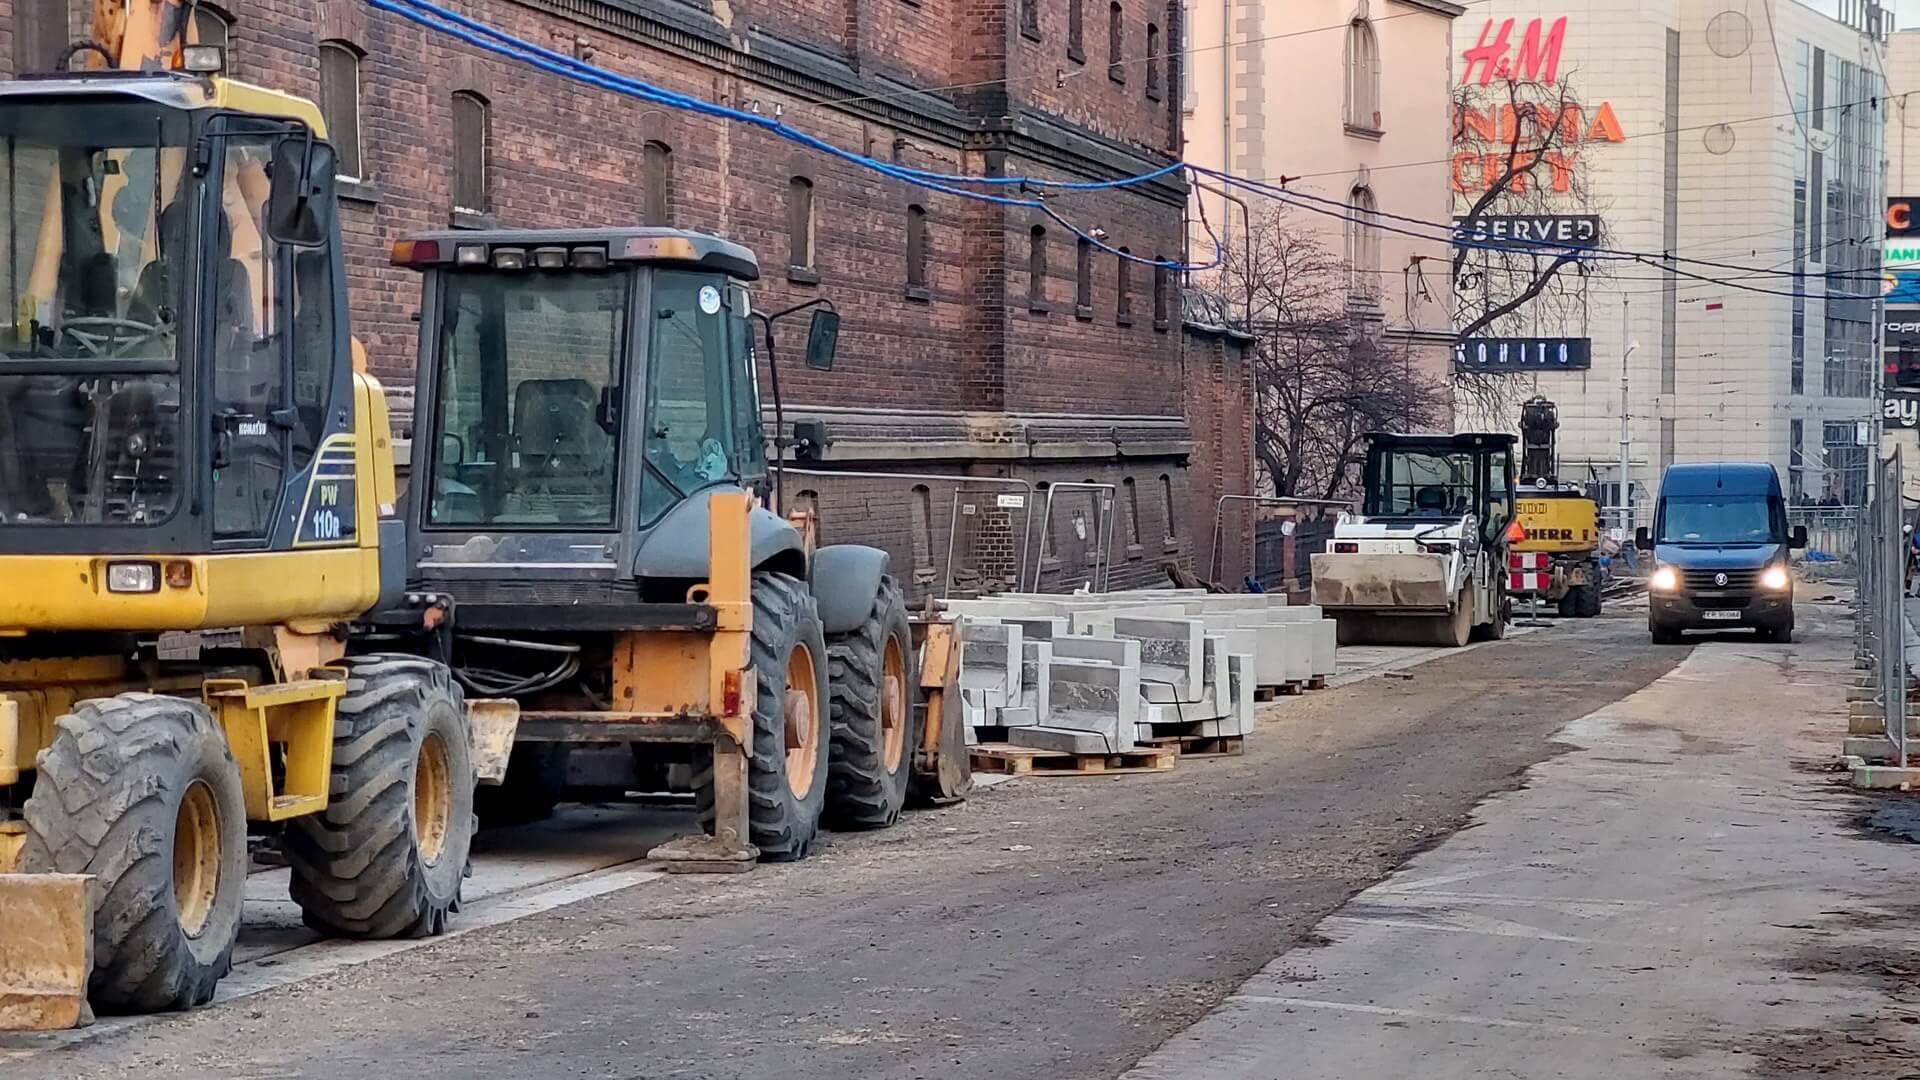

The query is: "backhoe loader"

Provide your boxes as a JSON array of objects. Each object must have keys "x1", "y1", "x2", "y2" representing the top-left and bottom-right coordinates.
[
  {"x1": 0, "y1": 1, "x2": 482, "y2": 1029},
  {"x1": 380, "y1": 228, "x2": 972, "y2": 869}
]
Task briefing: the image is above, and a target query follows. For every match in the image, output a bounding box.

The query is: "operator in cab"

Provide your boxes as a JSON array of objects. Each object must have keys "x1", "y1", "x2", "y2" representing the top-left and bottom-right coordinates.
[{"x1": 1636, "y1": 462, "x2": 1806, "y2": 644}]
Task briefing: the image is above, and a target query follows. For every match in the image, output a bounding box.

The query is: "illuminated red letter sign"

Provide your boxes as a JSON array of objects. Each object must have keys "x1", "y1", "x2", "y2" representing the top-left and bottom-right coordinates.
[{"x1": 1462, "y1": 16, "x2": 1568, "y2": 86}]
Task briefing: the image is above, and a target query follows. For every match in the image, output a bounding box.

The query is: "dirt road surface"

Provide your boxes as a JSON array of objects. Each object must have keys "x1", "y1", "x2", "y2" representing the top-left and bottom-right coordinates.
[{"x1": 16, "y1": 611, "x2": 1679, "y2": 1080}]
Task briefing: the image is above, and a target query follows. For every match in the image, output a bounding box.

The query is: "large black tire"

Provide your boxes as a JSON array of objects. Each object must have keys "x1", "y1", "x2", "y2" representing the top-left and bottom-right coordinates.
[
  {"x1": 1650, "y1": 620, "x2": 1683, "y2": 645},
  {"x1": 1573, "y1": 583, "x2": 1603, "y2": 618},
  {"x1": 286, "y1": 656, "x2": 474, "y2": 939},
  {"x1": 824, "y1": 575, "x2": 918, "y2": 830},
  {"x1": 20, "y1": 693, "x2": 247, "y2": 1013},
  {"x1": 474, "y1": 743, "x2": 569, "y2": 827},
  {"x1": 696, "y1": 572, "x2": 830, "y2": 861}
]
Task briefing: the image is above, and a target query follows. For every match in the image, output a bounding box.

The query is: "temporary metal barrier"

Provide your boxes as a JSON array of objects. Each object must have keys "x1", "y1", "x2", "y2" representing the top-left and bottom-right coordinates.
[
  {"x1": 1857, "y1": 450, "x2": 1909, "y2": 767},
  {"x1": 783, "y1": 469, "x2": 1035, "y2": 600},
  {"x1": 1208, "y1": 494, "x2": 1357, "y2": 588},
  {"x1": 1032, "y1": 482, "x2": 1118, "y2": 594},
  {"x1": 1788, "y1": 505, "x2": 1862, "y2": 564}
]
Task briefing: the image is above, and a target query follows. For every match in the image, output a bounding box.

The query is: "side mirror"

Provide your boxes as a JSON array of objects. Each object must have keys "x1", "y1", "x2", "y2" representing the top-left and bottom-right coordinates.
[
  {"x1": 266, "y1": 135, "x2": 335, "y2": 248},
  {"x1": 804, "y1": 309, "x2": 840, "y2": 371},
  {"x1": 1634, "y1": 526, "x2": 1651, "y2": 551},
  {"x1": 1791, "y1": 524, "x2": 1809, "y2": 550}
]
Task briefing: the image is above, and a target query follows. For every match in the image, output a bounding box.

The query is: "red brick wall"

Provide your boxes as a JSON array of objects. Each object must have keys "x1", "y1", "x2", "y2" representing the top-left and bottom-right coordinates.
[
  {"x1": 1183, "y1": 326, "x2": 1256, "y2": 587},
  {"x1": 0, "y1": 0, "x2": 1251, "y2": 592}
]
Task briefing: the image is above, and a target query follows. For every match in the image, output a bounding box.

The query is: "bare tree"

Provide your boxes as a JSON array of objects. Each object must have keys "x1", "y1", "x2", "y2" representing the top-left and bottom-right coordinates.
[
  {"x1": 1199, "y1": 207, "x2": 1444, "y2": 501},
  {"x1": 1449, "y1": 73, "x2": 1612, "y2": 427}
]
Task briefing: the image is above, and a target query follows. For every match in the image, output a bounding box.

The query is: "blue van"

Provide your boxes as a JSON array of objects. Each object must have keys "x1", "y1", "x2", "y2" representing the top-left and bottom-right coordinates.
[{"x1": 1634, "y1": 462, "x2": 1807, "y2": 644}]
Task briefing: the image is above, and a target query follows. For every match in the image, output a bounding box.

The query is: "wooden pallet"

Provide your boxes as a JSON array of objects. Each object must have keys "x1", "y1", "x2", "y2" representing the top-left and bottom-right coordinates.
[
  {"x1": 969, "y1": 742, "x2": 1178, "y2": 777},
  {"x1": 1145, "y1": 733, "x2": 1245, "y2": 758},
  {"x1": 1254, "y1": 681, "x2": 1306, "y2": 702}
]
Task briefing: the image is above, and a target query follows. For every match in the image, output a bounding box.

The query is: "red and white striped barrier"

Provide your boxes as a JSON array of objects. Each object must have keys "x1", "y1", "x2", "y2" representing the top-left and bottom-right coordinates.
[{"x1": 1508, "y1": 551, "x2": 1550, "y2": 593}]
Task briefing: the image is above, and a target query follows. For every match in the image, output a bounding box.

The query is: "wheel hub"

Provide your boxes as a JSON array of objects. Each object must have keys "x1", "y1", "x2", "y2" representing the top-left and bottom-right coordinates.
[
  {"x1": 414, "y1": 732, "x2": 453, "y2": 866},
  {"x1": 173, "y1": 780, "x2": 221, "y2": 938},
  {"x1": 880, "y1": 637, "x2": 908, "y2": 772},
  {"x1": 782, "y1": 643, "x2": 821, "y2": 798}
]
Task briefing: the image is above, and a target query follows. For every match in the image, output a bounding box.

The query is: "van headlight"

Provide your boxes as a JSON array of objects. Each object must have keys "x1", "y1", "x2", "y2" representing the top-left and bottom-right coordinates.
[
  {"x1": 1761, "y1": 564, "x2": 1790, "y2": 590},
  {"x1": 1650, "y1": 566, "x2": 1679, "y2": 591}
]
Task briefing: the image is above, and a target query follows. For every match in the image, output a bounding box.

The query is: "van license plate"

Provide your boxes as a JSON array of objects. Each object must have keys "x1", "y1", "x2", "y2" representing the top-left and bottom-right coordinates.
[{"x1": 1701, "y1": 610, "x2": 1741, "y2": 621}]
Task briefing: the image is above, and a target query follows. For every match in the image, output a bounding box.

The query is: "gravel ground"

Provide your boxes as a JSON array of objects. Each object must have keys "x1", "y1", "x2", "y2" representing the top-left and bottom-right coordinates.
[{"x1": 18, "y1": 609, "x2": 1680, "y2": 1080}]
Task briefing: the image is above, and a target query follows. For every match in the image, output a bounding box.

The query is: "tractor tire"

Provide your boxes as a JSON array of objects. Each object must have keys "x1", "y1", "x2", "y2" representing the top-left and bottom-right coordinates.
[
  {"x1": 286, "y1": 656, "x2": 474, "y2": 939},
  {"x1": 474, "y1": 743, "x2": 569, "y2": 827},
  {"x1": 20, "y1": 693, "x2": 247, "y2": 1013},
  {"x1": 824, "y1": 575, "x2": 918, "y2": 830},
  {"x1": 695, "y1": 572, "x2": 830, "y2": 861}
]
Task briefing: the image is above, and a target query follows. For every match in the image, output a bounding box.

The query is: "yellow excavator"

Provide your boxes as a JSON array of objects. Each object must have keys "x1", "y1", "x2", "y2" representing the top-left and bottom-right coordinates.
[
  {"x1": 0, "y1": 1, "x2": 481, "y2": 1028},
  {"x1": 1510, "y1": 397, "x2": 1604, "y2": 618}
]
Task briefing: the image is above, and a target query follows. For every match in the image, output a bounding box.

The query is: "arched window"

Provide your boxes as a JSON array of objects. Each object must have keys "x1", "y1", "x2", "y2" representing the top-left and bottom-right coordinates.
[
  {"x1": 319, "y1": 41, "x2": 364, "y2": 180},
  {"x1": 1146, "y1": 23, "x2": 1162, "y2": 100},
  {"x1": 1028, "y1": 225, "x2": 1049, "y2": 309},
  {"x1": 1075, "y1": 237, "x2": 1093, "y2": 313},
  {"x1": 1345, "y1": 16, "x2": 1382, "y2": 132},
  {"x1": 452, "y1": 91, "x2": 490, "y2": 213},
  {"x1": 787, "y1": 176, "x2": 816, "y2": 272},
  {"x1": 1069, "y1": 0, "x2": 1086, "y2": 59},
  {"x1": 1117, "y1": 247, "x2": 1133, "y2": 322},
  {"x1": 1152, "y1": 257, "x2": 1170, "y2": 328},
  {"x1": 1346, "y1": 185, "x2": 1380, "y2": 294},
  {"x1": 906, "y1": 204, "x2": 930, "y2": 291},
  {"x1": 643, "y1": 141, "x2": 672, "y2": 226},
  {"x1": 1109, "y1": 2, "x2": 1125, "y2": 82}
]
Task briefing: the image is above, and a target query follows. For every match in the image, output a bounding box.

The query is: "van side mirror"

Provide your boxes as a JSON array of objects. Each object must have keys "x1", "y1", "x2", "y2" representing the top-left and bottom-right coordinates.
[
  {"x1": 267, "y1": 135, "x2": 335, "y2": 248},
  {"x1": 1634, "y1": 526, "x2": 1651, "y2": 551},
  {"x1": 1790, "y1": 524, "x2": 1809, "y2": 550},
  {"x1": 804, "y1": 309, "x2": 840, "y2": 371}
]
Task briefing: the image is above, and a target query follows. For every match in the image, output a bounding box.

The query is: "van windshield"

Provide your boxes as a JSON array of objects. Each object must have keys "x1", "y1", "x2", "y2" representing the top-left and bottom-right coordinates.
[{"x1": 1658, "y1": 495, "x2": 1778, "y2": 545}]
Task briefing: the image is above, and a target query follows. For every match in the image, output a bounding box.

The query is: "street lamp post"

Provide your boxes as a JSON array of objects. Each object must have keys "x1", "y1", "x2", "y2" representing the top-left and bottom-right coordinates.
[{"x1": 1619, "y1": 298, "x2": 1638, "y2": 534}]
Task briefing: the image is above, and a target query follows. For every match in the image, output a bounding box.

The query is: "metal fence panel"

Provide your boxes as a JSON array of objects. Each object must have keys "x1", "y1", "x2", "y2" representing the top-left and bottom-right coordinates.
[{"x1": 1858, "y1": 450, "x2": 1908, "y2": 767}]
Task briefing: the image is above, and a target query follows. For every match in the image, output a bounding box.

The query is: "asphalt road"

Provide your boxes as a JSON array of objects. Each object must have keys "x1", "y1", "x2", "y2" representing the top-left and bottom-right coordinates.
[{"x1": 18, "y1": 608, "x2": 1681, "y2": 1080}]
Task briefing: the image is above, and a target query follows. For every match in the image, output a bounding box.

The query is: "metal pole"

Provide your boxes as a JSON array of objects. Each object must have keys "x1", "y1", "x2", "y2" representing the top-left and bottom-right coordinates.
[{"x1": 1618, "y1": 297, "x2": 1632, "y2": 534}]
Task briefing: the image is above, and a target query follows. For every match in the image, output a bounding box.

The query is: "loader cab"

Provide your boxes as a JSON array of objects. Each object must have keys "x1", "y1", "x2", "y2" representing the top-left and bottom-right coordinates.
[
  {"x1": 397, "y1": 228, "x2": 811, "y2": 615},
  {"x1": 1360, "y1": 432, "x2": 1518, "y2": 547}
]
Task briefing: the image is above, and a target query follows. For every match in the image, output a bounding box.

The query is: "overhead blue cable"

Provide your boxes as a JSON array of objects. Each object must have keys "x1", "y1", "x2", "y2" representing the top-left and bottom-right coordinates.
[{"x1": 367, "y1": 0, "x2": 1218, "y2": 270}]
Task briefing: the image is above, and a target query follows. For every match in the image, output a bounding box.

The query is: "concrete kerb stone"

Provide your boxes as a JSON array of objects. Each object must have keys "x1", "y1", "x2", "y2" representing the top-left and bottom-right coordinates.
[
  {"x1": 1845, "y1": 736, "x2": 1904, "y2": 763},
  {"x1": 958, "y1": 621, "x2": 1022, "y2": 720},
  {"x1": 1016, "y1": 641, "x2": 1052, "y2": 724},
  {"x1": 1853, "y1": 763, "x2": 1920, "y2": 789},
  {"x1": 1043, "y1": 655, "x2": 1142, "y2": 749},
  {"x1": 1233, "y1": 612, "x2": 1309, "y2": 685},
  {"x1": 1227, "y1": 652, "x2": 1256, "y2": 734},
  {"x1": 1049, "y1": 635, "x2": 1142, "y2": 670},
  {"x1": 1112, "y1": 617, "x2": 1207, "y2": 705},
  {"x1": 1010, "y1": 726, "x2": 1123, "y2": 755}
]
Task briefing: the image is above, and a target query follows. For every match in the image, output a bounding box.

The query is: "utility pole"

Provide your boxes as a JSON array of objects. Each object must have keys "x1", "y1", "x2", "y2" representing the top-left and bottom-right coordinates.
[{"x1": 1618, "y1": 297, "x2": 1635, "y2": 534}]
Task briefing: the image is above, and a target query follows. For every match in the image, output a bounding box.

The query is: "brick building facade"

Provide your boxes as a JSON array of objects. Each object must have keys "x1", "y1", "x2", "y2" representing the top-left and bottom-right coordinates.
[{"x1": 0, "y1": 0, "x2": 1255, "y2": 594}]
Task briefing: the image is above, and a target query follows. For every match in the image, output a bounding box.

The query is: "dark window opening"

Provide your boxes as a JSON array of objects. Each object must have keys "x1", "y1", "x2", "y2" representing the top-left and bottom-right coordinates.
[
  {"x1": 452, "y1": 91, "x2": 490, "y2": 213},
  {"x1": 643, "y1": 141, "x2": 672, "y2": 227},
  {"x1": 319, "y1": 41, "x2": 364, "y2": 180}
]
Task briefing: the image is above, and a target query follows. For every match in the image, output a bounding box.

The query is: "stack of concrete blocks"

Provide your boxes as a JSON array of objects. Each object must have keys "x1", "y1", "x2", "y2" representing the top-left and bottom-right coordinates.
[
  {"x1": 945, "y1": 588, "x2": 1327, "y2": 750},
  {"x1": 956, "y1": 621, "x2": 1021, "y2": 746}
]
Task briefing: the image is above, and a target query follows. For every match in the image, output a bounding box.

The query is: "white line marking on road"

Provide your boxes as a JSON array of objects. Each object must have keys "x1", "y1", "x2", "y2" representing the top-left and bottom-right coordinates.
[{"x1": 1229, "y1": 995, "x2": 1595, "y2": 1036}]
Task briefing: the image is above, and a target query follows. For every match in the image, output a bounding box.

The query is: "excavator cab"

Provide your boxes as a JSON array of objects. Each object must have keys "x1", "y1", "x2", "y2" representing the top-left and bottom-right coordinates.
[
  {"x1": 0, "y1": 78, "x2": 363, "y2": 563},
  {"x1": 0, "y1": 70, "x2": 476, "y2": 1029}
]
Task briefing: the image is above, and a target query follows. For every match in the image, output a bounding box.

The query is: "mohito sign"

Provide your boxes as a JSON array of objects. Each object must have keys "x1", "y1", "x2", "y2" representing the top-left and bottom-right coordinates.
[
  {"x1": 1454, "y1": 337, "x2": 1592, "y2": 371},
  {"x1": 1452, "y1": 17, "x2": 1625, "y2": 194},
  {"x1": 1452, "y1": 215, "x2": 1600, "y2": 248}
]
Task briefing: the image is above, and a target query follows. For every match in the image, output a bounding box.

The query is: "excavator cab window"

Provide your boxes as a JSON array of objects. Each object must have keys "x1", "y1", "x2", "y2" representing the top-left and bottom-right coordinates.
[{"x1": 0, "y1": 100, "x2": 193, "y2": 525}]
